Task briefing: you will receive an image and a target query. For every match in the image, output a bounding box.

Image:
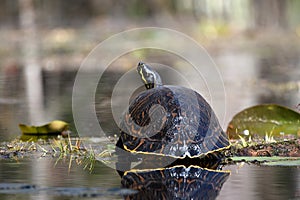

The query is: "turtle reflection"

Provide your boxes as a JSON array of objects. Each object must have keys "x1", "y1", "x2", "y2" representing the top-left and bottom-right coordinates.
[
  {"x1": 115, "y1": 151, "x2": 229, "y2": 200},
  {"x1": 120, "y1": 164, "x2": 229, "y2": 200}
]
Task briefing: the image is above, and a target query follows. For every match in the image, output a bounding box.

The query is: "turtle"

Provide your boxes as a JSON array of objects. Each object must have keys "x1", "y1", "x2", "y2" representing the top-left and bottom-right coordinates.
[
  {"x1": 116, "y1": 62, "x2": 230, "y2": 160},
  {"x1": 121, "y1": 165, "x2": 230, "y2": 199}
]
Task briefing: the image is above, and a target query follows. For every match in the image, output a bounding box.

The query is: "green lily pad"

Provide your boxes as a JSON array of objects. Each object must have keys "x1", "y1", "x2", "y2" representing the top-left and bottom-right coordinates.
[
  {"x1": 230, "y1": 156, "x2": 300, "y2": 166},
  {"x1": 227, "y1": 104, "x2": 300, "y2": 139},
  {"x1": 261, "y1": 159, "x2": 300, "y2": 166},
  {"x1": 230, "y1": 156, "x2": 299, "y2": 162},
  {"x1": 19, "y1": 120, "x2": 69, "y2": 135}
]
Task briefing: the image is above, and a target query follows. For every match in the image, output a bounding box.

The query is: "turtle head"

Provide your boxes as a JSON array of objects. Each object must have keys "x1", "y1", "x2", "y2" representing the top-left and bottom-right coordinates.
[{"x1": 137, "y1": 62, "x2": 162, "y2": 89}]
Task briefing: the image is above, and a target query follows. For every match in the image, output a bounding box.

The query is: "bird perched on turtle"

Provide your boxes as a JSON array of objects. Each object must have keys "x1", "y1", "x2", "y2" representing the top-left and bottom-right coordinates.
[{"x1": 116, "y1": 62, "x2": 230, "y2": 161}]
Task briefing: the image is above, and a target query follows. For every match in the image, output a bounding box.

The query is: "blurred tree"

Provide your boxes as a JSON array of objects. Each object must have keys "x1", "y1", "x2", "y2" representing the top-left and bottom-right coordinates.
[
  {"x1": 0, "y1": 0, "x2": 298, "y2": 30},
  {"x1": 36, "y1": 0, "x2": 95, "y2": 27},
  {"x1": 0, "y1": 0, "x2": 19, "y2": 28},
  {"x1": 251, "y1": 0, "x2": 287, "y2": 29},
  {"x1": 19, "y1": 0, "x2": 44, "y2": 123}
]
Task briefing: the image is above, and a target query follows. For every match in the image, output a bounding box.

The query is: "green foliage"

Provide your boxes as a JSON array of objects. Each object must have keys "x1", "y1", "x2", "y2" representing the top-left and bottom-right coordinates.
[
  {"x1": 238, "y1": 135, "x2": 248, "y2": 148},
  {"x1": 227, "y1": 104, "x2": 300, "y2": 140},
  {"x1": 262, "y1": 159, "x2": 300, "y2": 166},
  {"x1": 230, "y1": 156, "x2": 300, "y2": 163}
]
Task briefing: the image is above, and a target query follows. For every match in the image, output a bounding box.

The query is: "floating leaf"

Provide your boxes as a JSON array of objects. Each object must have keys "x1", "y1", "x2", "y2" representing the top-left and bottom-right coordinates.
[
  {"x1": 230, "y1": 156, "x2": 300, "y2": 163},
  {"x1": 227, "y1": 104, "x2": 300, "y2": 139},
  {"x1": 19, "y1": 120, "x2": 69, "y2": 135},
  {"x1": 20, "y1": 134, "x2": 57, "y2": 141},
  {"x1": 262, "y1": 159, "x2": 300, "y2": 166}
]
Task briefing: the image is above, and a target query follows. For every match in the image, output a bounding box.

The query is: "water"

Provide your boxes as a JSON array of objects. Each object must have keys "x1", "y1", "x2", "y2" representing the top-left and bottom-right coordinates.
[
  {"x1": 0, "y1": 157, "x2": 123, "y2": 200},
  {"x1": 0, "y1": 158, "x2": 299, "y2": 199},
  {"x1": 0, "y1": 42, "x2": 299, "y2": 199},
  {"x1": 220, "y1": 164, "x2": 300, "y2": 200}
]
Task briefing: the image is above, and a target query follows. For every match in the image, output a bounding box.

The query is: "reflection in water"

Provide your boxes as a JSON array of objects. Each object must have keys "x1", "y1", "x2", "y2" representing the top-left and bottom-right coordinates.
[
  {"x1": 116, "y1": 148, "x2": 229, "y2": 200},
  {"x1": 217, "y1": 51, "x2": 258, "y2": 127},
  {"x1": 256, "y1": 46, "x2": 300, "y2": 108},
  {"x1": 19, "y1": 0, "x2": 45, "y2": 125},
  {"x1": 121, "y1": 165, "x2": 229, "y2": 200},
  {"x1": 0, "y1": 158, "x2": 122, "y2": 200},
  {"x1": 219, "y1": 165, "x2": 300, "y2": 200}
]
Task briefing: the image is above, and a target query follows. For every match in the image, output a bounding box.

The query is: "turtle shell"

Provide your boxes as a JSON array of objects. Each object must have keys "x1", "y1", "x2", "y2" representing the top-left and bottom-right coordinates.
[{"x1": 118, "y1": 85, "x2": 230, "y2": 158}]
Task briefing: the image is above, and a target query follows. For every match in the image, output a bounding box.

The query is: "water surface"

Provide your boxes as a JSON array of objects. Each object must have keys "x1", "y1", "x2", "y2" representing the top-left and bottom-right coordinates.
[{"x1": 0, "y1": 45, "x2": 299, "y2": 199}]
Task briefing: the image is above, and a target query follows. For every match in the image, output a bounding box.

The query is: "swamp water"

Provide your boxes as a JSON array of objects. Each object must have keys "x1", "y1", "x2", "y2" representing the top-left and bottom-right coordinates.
[
  {"x1": 0, "y1": 47, "x2": 299, "y2": 199},
  {"x1": 0, "y1": 158, "x2": 300, "y2": 199}
]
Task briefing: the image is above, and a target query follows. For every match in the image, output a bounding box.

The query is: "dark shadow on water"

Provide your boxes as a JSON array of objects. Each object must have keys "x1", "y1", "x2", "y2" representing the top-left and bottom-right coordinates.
[
  {"x1": 115, "y1": 145, "x2": 229, "y2": 199},
  {"x1": 121, "y1": 165, "x2": 229, "y2": 200}
]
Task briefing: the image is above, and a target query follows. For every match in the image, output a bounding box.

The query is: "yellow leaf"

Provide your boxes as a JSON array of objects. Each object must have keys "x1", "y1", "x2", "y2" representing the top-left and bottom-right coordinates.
[{"x1": 19, "y1": 120, "x2": 69, "y2": 135}]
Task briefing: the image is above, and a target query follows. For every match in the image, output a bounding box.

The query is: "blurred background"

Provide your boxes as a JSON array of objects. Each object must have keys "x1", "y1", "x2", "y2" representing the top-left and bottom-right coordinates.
[
  {"x1": 0, "y1": 0, "x2": 300, "y2": 140},
  {"x1": 0, "y1": 1, "x2": 300, "y2": 200}
]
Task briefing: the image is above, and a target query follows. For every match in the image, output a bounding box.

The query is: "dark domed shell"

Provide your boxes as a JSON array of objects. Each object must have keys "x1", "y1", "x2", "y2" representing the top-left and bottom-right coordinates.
[{"x1": 119, "y1": 85, "x2": 230, "y2": 158}]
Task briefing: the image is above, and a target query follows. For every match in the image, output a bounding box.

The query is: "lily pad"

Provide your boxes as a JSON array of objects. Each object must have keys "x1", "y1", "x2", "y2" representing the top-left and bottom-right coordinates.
[
  {"x1": 261, "y1": 158, "x2": 300, "y2": 167},
  {"x1": 19, "y1": 134, "x2": 58, "y2": 141},
  {"x1": 230, "y1": 156, "x2": 300, "y2": 167},
  {"x1": 230, "y1": 156, "x2": 299, "y2": 163},
  {"x1": 261, "y1": 159, "x2": 300, "y2": 166},
  {"x1": 227, "y1": 104, "x2": 300, "y2": 139},
  {"x1": 19, "y1": 120, "x2": 69, "y2": 135}
]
